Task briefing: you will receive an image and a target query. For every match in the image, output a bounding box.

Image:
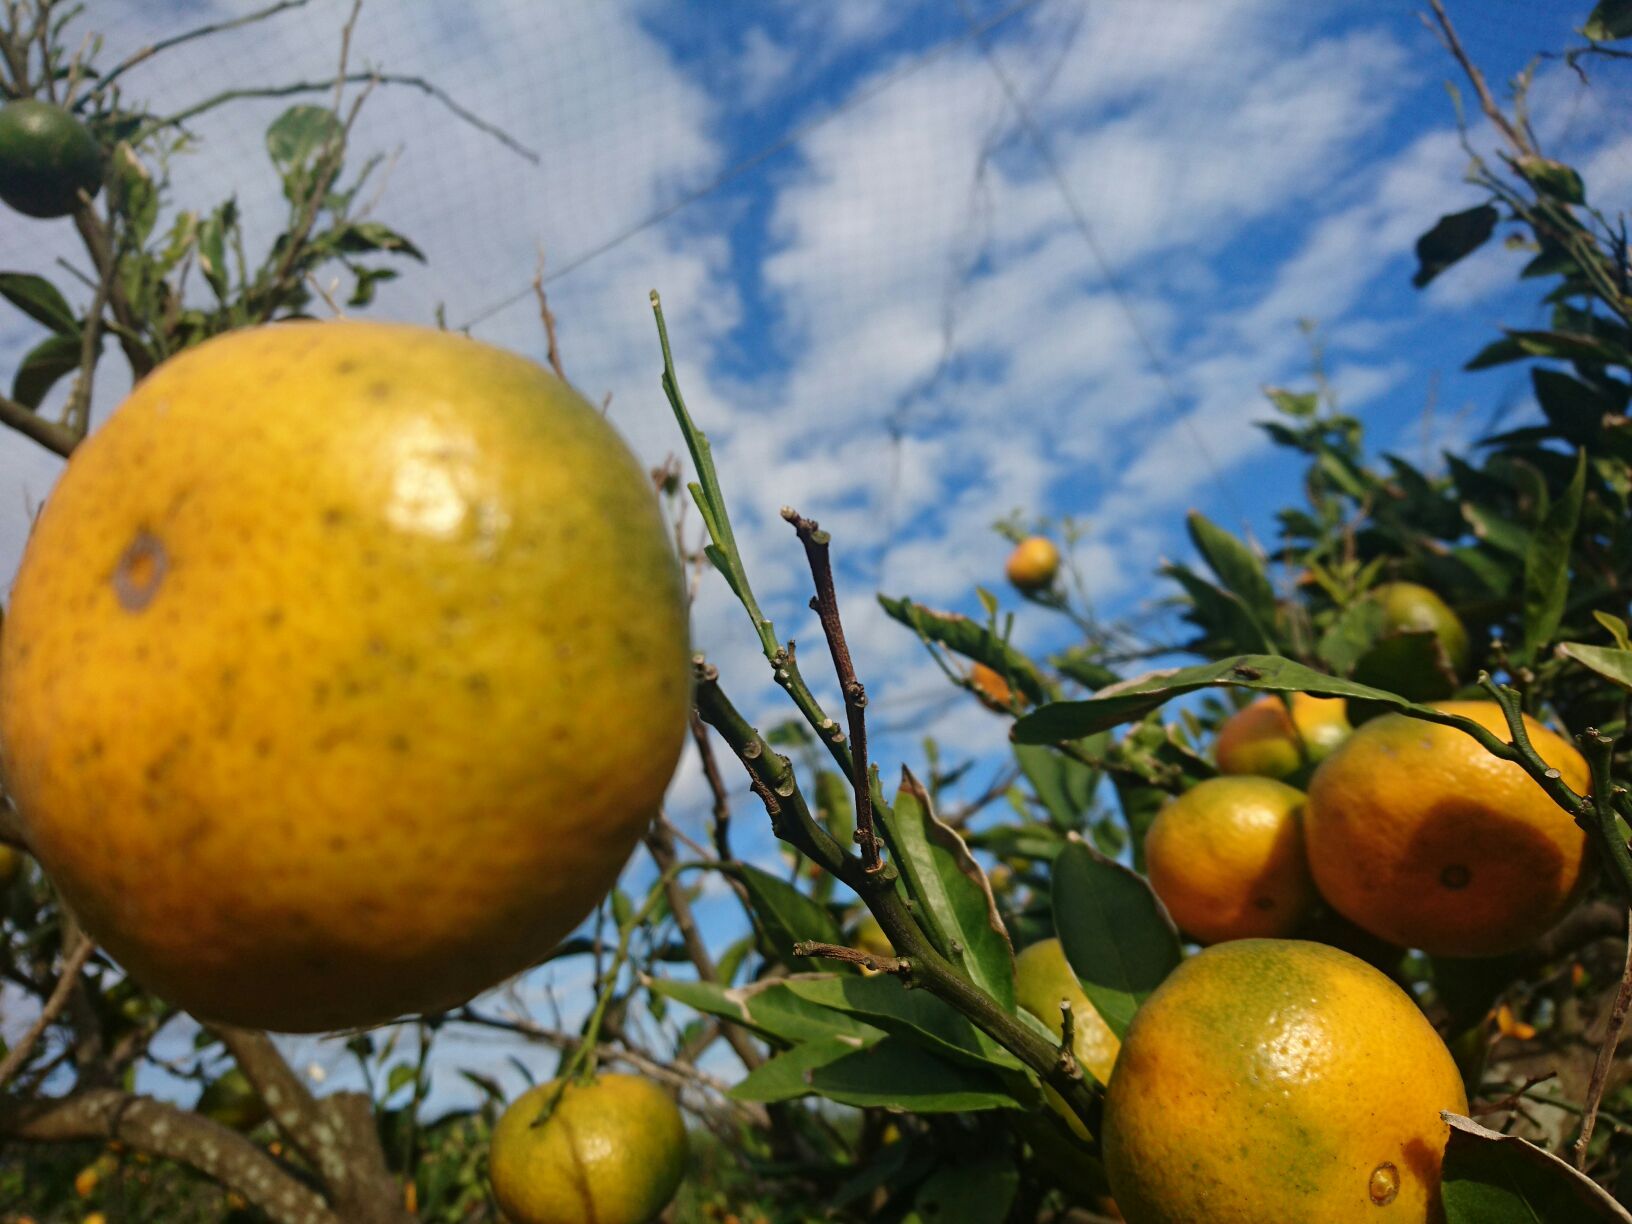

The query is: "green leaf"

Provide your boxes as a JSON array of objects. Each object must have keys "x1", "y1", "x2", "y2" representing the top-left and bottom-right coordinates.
[
  {"x1": 882, "y1": 770, "x2": 1015, "y2": 1011},
  {"x1": 1264, "y1": 386, "x2": 1318, "y2": 417},
  {"x1": 1013, "y1": 655, "x2": 1410, "y2": 744},
  {"x1": 878, "y1": 594, "x2": 1052, "y2": 706},
  {"x1": 12, "y1": 332, "x2": 85, "y2": 410},
  {"x1": 1315, "y1": 597, "x2": 1388, "y2": 674},
  {"x1": 1185, "y1": 511, "x2": 1278, "y2": 644},
  {"x1": 1556, "y1": 642, "x2": 1632, "y2": 691},
  {"x1": 1164, "y1": 562, "x2": 1273, "y2": 654},
  {"x1": 1412, "y1": 204, "x2": 1499, "y2": 288},
  {"x1": 384, "y1": 1062, "x2": 417, "y2": 1098},
  {"x1": 1441, "y1": 1113, "x2": 1632, "y2": 1222},
  {"x1": 1516, "y1": 157, "x2": 1586, "y2": 206},
  {"x1": 1532, "y1": 368, "x2": 1608, "y2": 442},
  {"x1": 0, "y1": 273, "x2": 77, "y2": 334},
  {"x1": 334, "y1": 220, "x2": 425, "y2": 261},
  {"x1": 646, "y1": 974, "x2": 878, "y2": 1045},
  {"x1": 1464, "y1": 335, "x2": 1530, "y2": 371},
  {"x1": 910, "y1": 1156, "x2": 1020, "y2": 1224},
  {"x1": 1013, "y1": 739, "x2": 1102, "y2": 831},
  {"x1": 1584, "y1": 0, "x2": 1632, "y2": 40},
  {"x1": 1519, "y1": 449, "x2": 1586, "y2": 663},
  {"x1": 267, "y1": 104, "x2": 341, "y2": 173},
  {"x1": 197, "y1": 208, "x2": 230, "y2": 301},
  {"x1": 735, "y1": 1035, "x2": 1026, "y2": 1112},
  {"x1": 1051, "y1": 840, "x2": 1181, "y2": 1037},
  {"x1": 1506, "y1": 329, "x2": 1625, "y2": 367},
  {"x1": 1594, "y1": 610, "x2": 1632, "y2": 650},
  {"x1": 782, "y1": 974, "x2": 1025, "y2": 1076},
  {"x1": 727, "y1": 863, "x2": 844, "y2": 966}
]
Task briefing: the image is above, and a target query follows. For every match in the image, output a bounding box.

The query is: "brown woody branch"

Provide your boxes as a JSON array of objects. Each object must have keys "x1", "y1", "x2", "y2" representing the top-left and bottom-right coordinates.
[
  {"x1": 793, "y1": 940, "x2": 909, "y2": 978},
  {"x1": 782, "y1": 507, "x2": 882, "y2": 872},
  {"x1": 0, "y1": 936, "x2": 95, "y2": 1086},
  {"x1": 1575, "y1": 923, "x2": 1632, "y2": 1167},
  {"x1": 212, "y1": 1026, "x2": 410, "y2": 1224},
  {"x1": 0, "y1": 1089, "x2": 340, "y2": 1224}
]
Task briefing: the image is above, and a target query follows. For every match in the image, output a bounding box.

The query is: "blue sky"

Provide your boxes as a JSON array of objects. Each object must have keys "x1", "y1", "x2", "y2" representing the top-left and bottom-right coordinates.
[{"x1": 1, "y1": 0, "x2": 1627, "y2": 1104}]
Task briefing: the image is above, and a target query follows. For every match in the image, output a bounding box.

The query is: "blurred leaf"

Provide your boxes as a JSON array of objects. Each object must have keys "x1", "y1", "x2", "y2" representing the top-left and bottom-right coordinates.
[
  {"x1": 910, "y1": 1156, "x2": 1019, "y2": 1224},
  {"x1": 883, "y1": 770, "x2": 1015, "y2": 1011},
  {"x1": 1556, "y1": 642, "x2": 1632, "y2": 691},
  {"x1": 1186, "y1": 511, "x2": 1278, "y2": 645},
  {"x1": 1412, "y1": 204, "x2": 1498, "y2": 288},
  {"x1": 458, "y1": 1069, "x2": 504, "y2": 1102},
  {"x1": 1164, "y1": 562, "x2": 1273, "y2": 654},
  {"x1": 1506, "y1": 329, "x2": 1625, "y2": 367},
  {"x1": 1441, "y1": 1114, "x2": 1632, "y2": 1222},
  {"x1": 334, "y1": 220, "x2": 425, "y2": 260},
  {"x1": 1533, "y1": 368, "x2": 1610, "y2": 442},
  {"x1": 197, "y1": 210, "x2": 230, "y2": 301},
  {"x1": 1465, "y1": 335, "x2": 1530, "y2": 371},
  {"x1": 1584, "y1": 0, "x2": 1632, "y2": 39},
  {"x1": 1315, "y1": 598, "x2": 1388, "y2": 674},
  {"x1": 1594, "y1": 610, "x2": 1632, "y2": 650},
  {"x1": 1014, "y1": 738, "x2": 1103, "y2": 831},
  {"x1": 727, "y1": 863, "x2": 843, "y2": 967},
  {"x1": 646, "y1": 975, "x2": 878, "y2": 1046},
  {"x1": 713, "y1": 934, "x2": 755, "y2": 987},
  {"x1": 0, "y1": 273, "x2": 77, "y2": 334},
  {"x1": 735, "y1": 1035, "x2": 1026, "y2": 1112},
  {"x1": 879, "y1": 594, "x2": 1052, "y2": 706},
  {"x1": 1051, "y1": 840, "x2": 1181, "y2": 1037},
  {"x1": 1014, "y1": 655, "x2": 1409, "y2": 744},
  {"x1": 814, "y1": 768, "x2": 855, "y2": 851},
  {"x1": 12, "y1": 332, "x2": 85, "y2": 410},
  {"x1": 1519, "y1": 449, "x2": 1586, "y2": 664},
  {"x1": 1264, "y1": 386, "x2": 1318, "y2": 417},
  {"x1": 385, "y1": 1062, "x2": 417, "y2": 1098},
  {"x1": 267, "y1": 104, "x2": 340, "y2": 178},
  {"x1": 1050, "y1": 646, "x2": 1120, "y2": 690},
  {"x1": 1516, "y1": 157, "x2": 1585, "y2": 206}
]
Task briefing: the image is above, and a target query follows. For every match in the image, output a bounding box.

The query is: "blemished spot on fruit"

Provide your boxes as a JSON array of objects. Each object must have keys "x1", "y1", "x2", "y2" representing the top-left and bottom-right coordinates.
[
  {"x1": 1439, "y1": 864, "x2": 1471, "y2": 889},
  {"x1": 113, "y1": 531, "x2": 168, "y2": 611},
  {"x1": 1369, "y1": 1162, "x2": 1400, "y2": 1205}
]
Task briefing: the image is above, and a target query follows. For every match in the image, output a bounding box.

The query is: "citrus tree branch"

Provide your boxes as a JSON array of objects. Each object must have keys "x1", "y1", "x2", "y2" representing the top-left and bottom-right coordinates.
[
  {"x1": 0, "y1": 390, "x2": 78, "y2": 457},
  {"x1": 0, "y1": 1089, "x2": 341, "y2": 1224},
  {"x1": 0, "y1": 936, "x2": 94, "y2": 1087}
]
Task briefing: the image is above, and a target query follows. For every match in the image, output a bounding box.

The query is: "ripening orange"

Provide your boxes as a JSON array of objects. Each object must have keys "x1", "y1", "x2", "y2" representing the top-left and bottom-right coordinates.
[
  {"x1": 969, "y1": 662, "x2": 1026, "y2": 711},
  {"x1": 1305, "y1": 701, "x2": 1589, "y2": 957},
  {"x1": 1214, "y1": 694, "x2": 1350, "y2": 780},
  {"x1": 1005, "y1": 536, "x2": 1060, "y2": 592},
  {"x1": 1145, "y1": 776, "x2": 1314, "y2": 945},
  {"x1": 0, "y1": 321, "x2": 692, "y2": 1031},
  {"x1": 1104, "y1": 939, "x2": 1466, "y2": 1224}
]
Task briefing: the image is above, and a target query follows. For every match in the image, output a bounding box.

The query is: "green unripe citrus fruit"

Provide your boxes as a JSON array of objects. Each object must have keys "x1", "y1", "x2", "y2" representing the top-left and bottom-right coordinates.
[{"x1": 0, "y1": 100, "x2": 102, "y2": 218}]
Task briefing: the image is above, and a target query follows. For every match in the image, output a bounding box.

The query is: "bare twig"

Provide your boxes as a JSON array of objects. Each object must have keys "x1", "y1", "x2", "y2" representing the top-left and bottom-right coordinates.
[
  {"x1": 532, "y1": 250, "x2": 565, "y2": 381},
  {"x1": 1574, "y1": 924, "x2": 1632, "y2": 1168},
  {"x1": 691, "y1": 710, "x2": 735, "y2": 861},
  {"x1": 782, "y1": 507, "x2": 882, "y2": 873},
  {"x1": 0, "y1": 936, "x2": 95, "y2": 1087},
  {"x1": 86, "y1": 0, "x2": 313, "y2": 100},
  {"x1": 1423, "y1": 0, "x2": 1533, "y2": 158},
  {"x1": 793, "y1": 940, "x2": 910, "y2": 978}
]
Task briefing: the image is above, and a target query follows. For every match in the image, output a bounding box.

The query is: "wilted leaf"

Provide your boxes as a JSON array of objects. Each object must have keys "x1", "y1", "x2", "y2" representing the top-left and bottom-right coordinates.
[
  {"x1": 0, "y1": 273, "x2": 77, "y2": 334},
  {"x1": 1412, "y1": 204, "x2": 1498, "y2": 289},
  {"x1": 1052, "y1": 840, "x2": 1181, "y2": 1037},
  {"x1": 1441, "y1": 1113, "x2": 1632, "y2": 1222}
]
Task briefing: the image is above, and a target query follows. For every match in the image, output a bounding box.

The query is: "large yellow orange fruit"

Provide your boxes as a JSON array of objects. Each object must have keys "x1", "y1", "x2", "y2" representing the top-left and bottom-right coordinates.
[
  {"x1": 1305, "y1": 701, "x2": 1588, "y2": 957},
  {"x1": 1214, "y1": 693, "x2": 1350, "y2": 779},
  {"x1": 1144, "y1": 776, "x2": 1314, "y2": 945},
  {"x1": 1104, "y1": 939, "x2": 1466, "y2": 1223},
  {"x1": 0, "y1": 321, "x2": 691, "y2": 1031},
  {"x1": 489, "y1": 1075, "x2": 687, "y2": 1224}
]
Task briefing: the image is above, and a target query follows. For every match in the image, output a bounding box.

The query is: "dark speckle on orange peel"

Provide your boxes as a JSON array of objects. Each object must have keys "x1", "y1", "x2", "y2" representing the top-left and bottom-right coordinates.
[{"x1": 0, "y1": 321, "x2": 692, "y2": 1032}]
